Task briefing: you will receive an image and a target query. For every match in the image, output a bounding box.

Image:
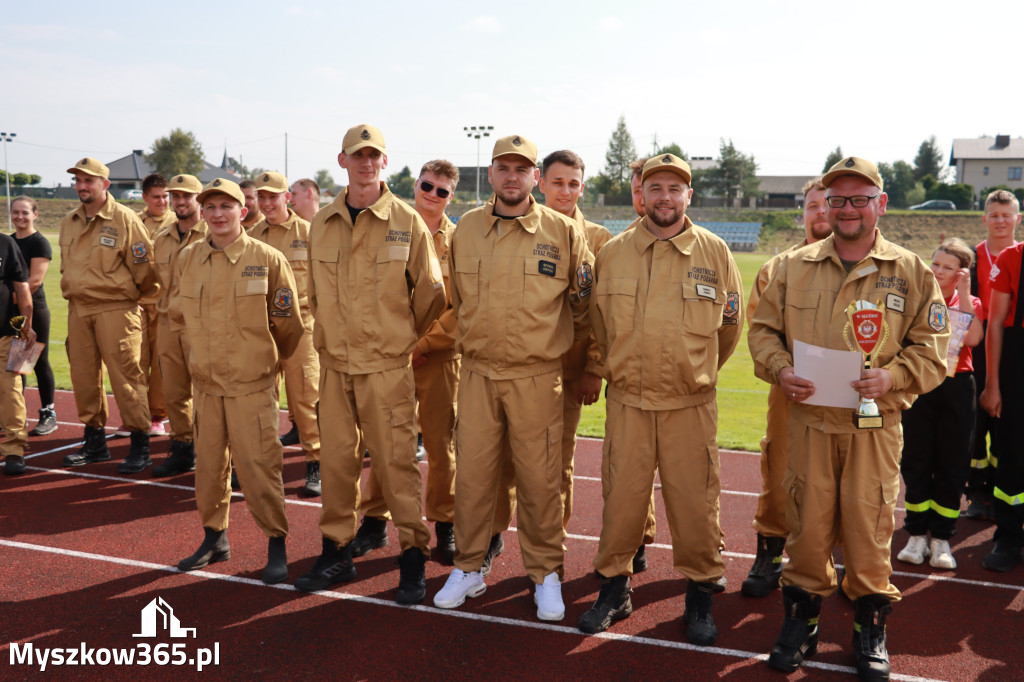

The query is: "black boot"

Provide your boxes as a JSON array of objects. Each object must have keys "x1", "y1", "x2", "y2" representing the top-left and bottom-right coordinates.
[
  {"x1": 742, "y1": 534, "x2": 786, "y2": 597},
  {"x1": 279, "y1": 422, "x2": 300, "y2": 446},
  {"x1": 396, "y1": 547, "x2": 427, "y2": 604},
  {"x1": 578, "y1": 575, "x2": 632, "y2": 634},
  {"x1": 263, "y1": 536, "x2": 289, "y2": 584},
  {"x1": 153, "y1": 440, "x2": 195, "y2": 477},
  {"x1": 683, "y1": 580, "x2": 718, "y2": 646},
  {"x1": 300, "y1": 461, "x2": 321, "y2": 497},
  {"x1": 118, "y1": 431, "x2": 152, "y2": 473},
  {"x1": 853, "y1": 594, "x2": 892, "y2": 682},
  {"x1": 62, "y1": 426, "x2": 111, "y2": 466},
  {"x1": 435, "y1": 522, "x2": 456, "y2": 565},
  {"x1": 351, "y1": 516, "x2": 389, "y2": 557},
  {"x1": 632, "y1": 544, "x2": 648, "y2": 573},
  {"x1": 295, "y1": 537, "x2": 356, "y2": 592},
  {"x1": 481, "y1": 532, "x2": 504, "y2": 577},
  {"x1": 178, "y1": 527, "x2": 230, "y2": 571},
  {"x1": 768, "y1": 585, "x2": 822, "y2": 672}
]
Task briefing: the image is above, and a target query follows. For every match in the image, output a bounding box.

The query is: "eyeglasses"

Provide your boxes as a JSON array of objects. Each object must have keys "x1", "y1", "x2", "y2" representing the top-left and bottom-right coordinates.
[
  {"x1": 419, "y1": 180, "x2": 451, "y2": 199},
  {"x1": 826, "y1": 195, "x2": 879, "y2": 208}
]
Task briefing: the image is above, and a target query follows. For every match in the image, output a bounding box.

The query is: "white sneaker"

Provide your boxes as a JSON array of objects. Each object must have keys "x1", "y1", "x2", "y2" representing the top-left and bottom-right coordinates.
[
  {"x1": 896, "y1": 535, "x2": 930, "y2": 565},
  {"x1": 433, "y1": 569, "x2": 485, "y2": 609},
  {"x1": 534, "y1": 572, "x2": 565, "y2": 621},
  {"x1": 929, "y1": 538, "x2": 957, "y2": 570},
  {"x1": 113, "y1": 425, "x2": 131, "y2": 438}
]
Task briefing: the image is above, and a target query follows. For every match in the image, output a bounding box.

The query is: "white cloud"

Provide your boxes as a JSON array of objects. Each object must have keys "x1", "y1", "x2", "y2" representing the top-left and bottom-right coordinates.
[
  {"x1": 467, "y1": 15, "x2": 500, "y2": 32},
  {"x1": 598, "y1": 16, "x2": 622, "y2": 31}
]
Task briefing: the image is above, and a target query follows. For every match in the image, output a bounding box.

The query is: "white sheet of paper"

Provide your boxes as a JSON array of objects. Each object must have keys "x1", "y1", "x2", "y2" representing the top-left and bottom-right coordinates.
[{"x1": 792, "y1": 340, "x2": 863, "y2": 409}]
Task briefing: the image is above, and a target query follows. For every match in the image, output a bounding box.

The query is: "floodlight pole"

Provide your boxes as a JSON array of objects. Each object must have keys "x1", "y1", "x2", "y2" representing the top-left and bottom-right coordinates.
[
  {"x1": 464, "y1": 125, "x2": 493, "y2": 205},
  {"x1": 1, "y1": 132, "x2": 14, "y2": 232}
]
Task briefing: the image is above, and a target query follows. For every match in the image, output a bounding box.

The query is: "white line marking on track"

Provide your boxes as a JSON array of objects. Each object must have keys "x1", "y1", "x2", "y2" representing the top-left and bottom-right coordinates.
[{"x1": 0, "y1": 538, "x2": 948, "y2": 682}]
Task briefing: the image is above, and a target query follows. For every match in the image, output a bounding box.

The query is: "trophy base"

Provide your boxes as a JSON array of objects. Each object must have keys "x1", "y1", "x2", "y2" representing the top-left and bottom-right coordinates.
[{"x1": 853, "y1": 413, "x2": 883, "y2": 429}]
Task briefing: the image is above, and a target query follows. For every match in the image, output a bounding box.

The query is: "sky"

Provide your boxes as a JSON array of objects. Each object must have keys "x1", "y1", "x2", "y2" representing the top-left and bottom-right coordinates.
[{"x1": 3, "y1": 0, "x2": 1022, "y2": 189}]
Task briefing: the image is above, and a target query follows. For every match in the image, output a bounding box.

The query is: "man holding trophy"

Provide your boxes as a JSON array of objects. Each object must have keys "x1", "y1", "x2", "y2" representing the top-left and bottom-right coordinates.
[{"x1": 749, "y1": 157, "x2": 949, "y2": 681}]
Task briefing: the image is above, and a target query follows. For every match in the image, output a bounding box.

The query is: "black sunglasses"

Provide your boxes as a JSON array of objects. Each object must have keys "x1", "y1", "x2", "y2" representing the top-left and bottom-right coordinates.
[{"x1": 420, "y1": 180, "x2": 451, "y2": 199}]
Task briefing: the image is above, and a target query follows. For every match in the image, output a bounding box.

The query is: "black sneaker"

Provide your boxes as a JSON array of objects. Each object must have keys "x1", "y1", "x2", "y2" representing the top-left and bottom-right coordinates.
[
  {"x1": 279, "y1": 423, "x2": 300, "y2": 447},
  {"x1": 62, "y1": 426, "x2": 111, "y2": 466},
  {"x1": 396, "y1": 547, "x2": 427, "y2": 604},
  {"x1": 578, "y1": 575, "x2": 632, "y2": 634},
  {"x1": 29, "y1": 408, "x2": 57, "y2": 436},
  {"x1": 153, "y1": 440, "x2": 195, "y2": 477},
  {"x1": 301, "y1": 461, "x2": 322, "y2": 497},
  {"x1": 435, "y1": 522, "x2": 456, "y2": 565},
  {"x1": 683, "y1": 581, "x2": 718, "y2": 646},
  {"x1": 4, "y1": 455, "x2": 27, "y2": 476},
  {"x1": 351, "y1": 516, "x2": 389, "y2": 557},
  {"x1": 295, "y1": 538, "x2": 356, "y2": 592},
  {"x1": 983, "y1": 542, "x2": 1022, "y2": 572},
  {"x1": 481, "y1": 532, "x2": 504, "y2": 577}
]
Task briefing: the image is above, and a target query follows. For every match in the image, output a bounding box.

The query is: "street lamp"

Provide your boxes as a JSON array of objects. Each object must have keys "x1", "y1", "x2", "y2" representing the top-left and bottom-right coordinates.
[
  {"x1": 1, "y1": 132, "x2": 14, "y2": 232},
  {"x1": 464, "y1": 125, "x2": 493, "y2": 205}
]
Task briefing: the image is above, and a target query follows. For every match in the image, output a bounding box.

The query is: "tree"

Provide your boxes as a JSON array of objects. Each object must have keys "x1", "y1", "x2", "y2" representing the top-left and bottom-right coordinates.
[
  {"x1": 702, "y1": 139, "x2": 761, "y2": 205},
  {"x1": 926, "y1": 182, "x2": 974, "y2": 210},
  {"x1": 0, "y1": 170, "x2": 40, "y2": 186},
  {"x1": 314, "y1": 169, "x2": 336, "y2": 192},
  {"x1": 877, "y1": 160, "x2": 916, "y2": 208},
  {"x1": 146, "y1": 128, "x2": 205, "y2": 178},
  {"x1": 603, "y1": 115, "x2": 636, "y2": 197},
  {"x1": 656, "y1": 142, "x2": 687, "y2": 160},
  {"x1": 387, "y1": 166, "x2": 415, "y2": 199},
  {"x1": 225, "y1": 156, "x2": 251, "y2": 178},
  {"x1": 823, "y1": 146, "x2": 844, "y2": 173},
  {"x1": 913, "y1": 135, "x2": 944, "y2": 182}
]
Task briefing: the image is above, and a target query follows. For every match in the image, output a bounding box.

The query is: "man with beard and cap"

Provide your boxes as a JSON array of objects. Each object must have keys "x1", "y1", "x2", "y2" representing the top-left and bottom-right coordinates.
[{"x1": 240, "y1": 179, "x2": 263, "y2": 231}]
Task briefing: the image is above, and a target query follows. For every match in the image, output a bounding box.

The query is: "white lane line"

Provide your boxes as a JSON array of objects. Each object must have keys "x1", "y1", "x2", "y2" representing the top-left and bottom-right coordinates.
[{"x1": 0, "y1": 538, "x2": 948, "y2": 682}]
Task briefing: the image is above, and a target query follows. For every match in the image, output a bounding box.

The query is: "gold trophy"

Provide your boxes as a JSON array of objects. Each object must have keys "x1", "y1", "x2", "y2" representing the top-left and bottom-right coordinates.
[{"x1": 843, "y1": 300, "x2": 889, "y2": 429}]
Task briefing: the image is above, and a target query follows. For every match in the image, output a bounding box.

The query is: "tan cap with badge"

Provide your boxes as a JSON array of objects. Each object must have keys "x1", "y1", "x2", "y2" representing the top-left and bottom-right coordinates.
[
  {"x1": 492, "y1": 135, "x2": 538, "y2": 165},
  {"x1": 342, "y1": 124, "x2": 386, "y2": 155},
  {"x1": 822, "y1": 156, "x2": 884, "y2": 190},
  {"x1": 67, "y1": 157, "x2": 110, "y2": 179},
  {"x1": 255, "y1": 171, "x2": 289, "y2": 194},
  {"x1": 197, "y1": 178, "x2": 246, "y2": 206},
  {"x1": 641, "y1": 153, "x2": 692, "y2": 185},
  {"x1": 169, "y1": 174, "x2": 203, "y2": 194}
]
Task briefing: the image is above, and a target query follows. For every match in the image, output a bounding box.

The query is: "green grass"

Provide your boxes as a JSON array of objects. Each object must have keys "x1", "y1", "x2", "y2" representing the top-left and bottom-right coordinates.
[{"x1": 33, "y1": 229, "x2": 772, "y2": 450}]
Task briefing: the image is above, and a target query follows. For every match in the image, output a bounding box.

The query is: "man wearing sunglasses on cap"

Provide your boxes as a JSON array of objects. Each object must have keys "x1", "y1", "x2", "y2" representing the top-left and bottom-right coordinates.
[{"x1": 749, "y1": 157, "x2": 948, "y2": 680}]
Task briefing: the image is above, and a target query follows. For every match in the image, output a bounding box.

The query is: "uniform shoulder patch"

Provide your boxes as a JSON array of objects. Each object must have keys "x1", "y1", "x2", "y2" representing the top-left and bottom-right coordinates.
[
  {"x1": 723, "y1": 291, "x2": 739, "y2": 325},
  {"x1": 273, "y1": 287, "x2": 293, "y2": 311},
  {"x1": 576, "y1": 262, "x2": 593, "y2": 289},
  {"x1": 928, "y1": 302, "x2": 948, "y2": 332},
  {"x1": 131, "y1": 241, "x2": 147, "y2": 260}
]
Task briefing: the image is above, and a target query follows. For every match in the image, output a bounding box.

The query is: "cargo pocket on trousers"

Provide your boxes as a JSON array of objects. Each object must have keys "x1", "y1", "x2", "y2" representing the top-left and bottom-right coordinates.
[
  {"x1": 389, "y1": 406, "x2": 417, "y2": 466},
  {"x1": 257, "y1": 403, "x2": 281, "y2": 460},
  {"x1": 874, "y1": 477, "x2": 901, "y2": 545}
]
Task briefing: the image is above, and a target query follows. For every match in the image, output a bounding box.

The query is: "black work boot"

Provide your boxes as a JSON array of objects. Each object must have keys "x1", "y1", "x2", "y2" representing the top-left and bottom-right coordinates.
[
  {"x1": 351, "y1": 516, "x2": 389, "y2": 557},
  {"x1": 396, "y1": 547, "x2": 427, "y2": 604},
  {"x1": 279, "y1": 422, "x2": 300, "y2": 447},
  {"x1": 632, "y1": 544, "x2": 648, "y2": 573},
  {"x1": 62, "y1": 426, "x2": 111, "y2": 466},
  {"x1": 768, "y1": 585, "x2": 822, "y2": 672},
  {"x1": 263, "y1": 536, "x2": 289, "y2": 584},
  {"x1": 295, "y1": 537, "x2": 356, "y2": 592},
  {"x1": 481, "y1": 532, "x2": 505, "y2": 577},
  {"x1": 178, "y1": 527, "x2": 230, "y2": 571},
  {"x1": 118, "y1": 431, "x2": 152, "y2": 473},
  {"x1": 4, "y1": 455, "x2": 27, "y2": 476},
  {"x1": 742, "y1": 534, "x2": 786, "y2": 597},
  {"x1": 682, "y1": 580, "x2": 718, "y2": 646},
  {"x1": 435, "y1": 522, "x2": 456, "y2": 565},
  {"x1": 153, "y1": 440, "x2": 196, "y2": 477},
  {"x1": 301, "y1": 461, "x2": 321, "y2": 497},
  {"x1": 578, "y1": 575, "x2": 633, "y2": 634},
  {"x1": 852, "y1": 594, "x2": 892, "y2": 681}
]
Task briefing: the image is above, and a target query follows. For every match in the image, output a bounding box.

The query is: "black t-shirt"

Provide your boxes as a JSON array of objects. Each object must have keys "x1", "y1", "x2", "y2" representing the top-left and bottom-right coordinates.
[
  {"x1": 0, "y1": 232, "x2": 29, "y2": 337},
  {"x1": 13, "y1": 231, "x2": 51, "y2": 308}
]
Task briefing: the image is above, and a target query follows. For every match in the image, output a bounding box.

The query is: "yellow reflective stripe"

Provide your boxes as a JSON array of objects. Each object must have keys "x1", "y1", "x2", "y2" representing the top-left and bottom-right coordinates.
[
  {"x1": 970, "y1": 458, "x2": 990, "y2": 470},
  {"x1": 930, "y1": 500, "x2": 960, "y2": 519},
  {"x1": 994, "y1": 487, "x2": 1024, "y2": 506},
  {"x1": 992, "y1": 455, "x2": 999, "y2": 468},
  {"x1": 904, "y1": 500, "x2": 930, "y2": 513}
]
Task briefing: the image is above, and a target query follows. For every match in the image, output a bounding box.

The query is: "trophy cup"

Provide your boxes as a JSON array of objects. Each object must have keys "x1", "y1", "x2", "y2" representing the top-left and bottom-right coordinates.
[{"x1": 843, "y1": 300, "x2": 889, "y2": 429}]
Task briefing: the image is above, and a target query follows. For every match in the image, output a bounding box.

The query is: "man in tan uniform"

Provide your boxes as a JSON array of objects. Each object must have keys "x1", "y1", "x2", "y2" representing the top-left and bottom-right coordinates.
[
  {"x1": 433, "y1": 134, "x2": 593, "y2": 622},
  {"x1": 296, "y1": 124, "x2": 445, "y2": 605},
  {"x1": 290, "y1": 178, "x2": 321, "y2": 224},
  {"x1": 741, "y1": 177, "x2": 831, "y2": 598},
  {"x1": 151, "y1": 174, "x2": 208, "y2": 477},
  {"x1": 59, "y1": 158, "x2": 159, "y2": 473},
  {"x1": 1, "y1": 232, "x2": 36, "y2": 476},
  {"x1": 356, "y1": 160, "x2": 462, "y2": 563},
  {"x1": 240, "y1": 180, "x2": 263, "y2": 231},
  {"x1": 749, "y1": 158, "x2": 948, "y2": 679},
  {"x1": 578, "y1": 155, "x2": 741, "y2": 645},
  {"x1": 252, "y1": 171, "x2": 322, "y2": 497},
  {"x1": 171, "y1": 178, "x2": 304, "y2": 585},
  {"x1": 139, "y1": 174, "x2": 175, "y2": 235}
]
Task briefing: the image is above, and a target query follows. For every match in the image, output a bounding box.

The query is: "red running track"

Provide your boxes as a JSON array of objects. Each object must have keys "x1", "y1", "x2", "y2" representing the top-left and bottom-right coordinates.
[{"x1": 1, "y1": 388, "x2": 1021, "y2": 681}]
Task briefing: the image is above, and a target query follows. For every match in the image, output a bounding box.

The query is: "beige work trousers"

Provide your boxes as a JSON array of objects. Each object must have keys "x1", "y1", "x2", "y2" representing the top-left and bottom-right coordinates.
[
  {"x1": 280, "y1": 330, "x2": 320, "y2": 461},
  {"x1": 194, "y1": 386, "x2": 288, "y2": 537},
  {"x1": 318, "y1": 365, "x2": 429, "y2": 554},
  {"x1": 782, "y1": 420, "x2": 902, "y2": 602},
  {"x1": 156, "y1": 317, "x2": 193, "y2": 443},
  {"x1": 594, "y1": 397, "x2": 724, "y2": 581},
  {"x1": 66, "y1": 305, "x2": 149, "y2": 431},
  {"x1": 1, "y1": 336, "x2": 27, "y2": 457},
  {"x1": 754, "y1": 384, "x2": 790, "y2": 538},
  {"x1": 140, "y1": 302, "x2": 165, "y2": 420},
  {"x1": 455, "y1": 367, "x2": 564, "y2": 584}
]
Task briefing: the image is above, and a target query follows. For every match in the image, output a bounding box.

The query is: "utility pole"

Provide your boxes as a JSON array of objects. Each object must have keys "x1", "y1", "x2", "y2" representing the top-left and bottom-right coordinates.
[
  {"x1": 464, "y1": 125, "x2": 493, "y2": 205},
  {"x1": 1, "y1": 132, "x2": 15, "y2": 232}
]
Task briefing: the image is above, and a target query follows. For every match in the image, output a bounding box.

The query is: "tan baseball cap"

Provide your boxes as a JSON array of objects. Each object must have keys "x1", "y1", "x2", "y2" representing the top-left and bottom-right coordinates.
[
  {"x1": 197, "y1": 178, "x2": 245, "y2": 206},
  {"x1": 822, "y1": 156, "x2": 884, "y2": 190},
  {"x1": 492, "y1": 135, "x2": 538, "y2": 165},
  {"x1": 342, "y1": 124, "x2": 386, "y2": 155},
  {"x1": 67, "y1": 157, "x2": 110, "y2": 179},
  {"x1": 641, "y1": 154, "x2": 692, "y2": 185},
  {"x1": 168, "y1": 174, "x2": 203, "y2": 194},
  {"x1": 255, "y1": 171, "x2": 289, "y2": 193}
]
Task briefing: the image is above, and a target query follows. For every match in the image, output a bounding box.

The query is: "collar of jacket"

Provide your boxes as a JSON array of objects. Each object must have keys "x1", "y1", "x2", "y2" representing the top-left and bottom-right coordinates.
[
  {"x1": 74, "y1": 192, "x2": 116, "y2": 223},
  {"x1": 321, "y1": 182, "x2": 393, "y2": 225},
  {"x1": 483, "y1": 194, "x2": 543, "y2": 236},
  {"x1": 632, "y1": 214, "x2": 697, "y2": 256},
  {"x1": 199, "y1": 228, "x2": 249, "y2": 264},
  {"x1": 802, "y1": 229, "x2": 900, "y2": 267}
]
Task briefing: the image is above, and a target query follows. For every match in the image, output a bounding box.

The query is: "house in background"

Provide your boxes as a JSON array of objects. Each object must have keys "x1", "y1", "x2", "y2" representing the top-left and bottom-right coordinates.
[
  {"x1": 107, "y1": 150, "x2": 239, "y2": 197},
  {"x1": 756, "y1": 175, "x2": 817, "y2": 209},
  {"x1": 950, "y1": 135, "x2": 1024, "y2": 196}
]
